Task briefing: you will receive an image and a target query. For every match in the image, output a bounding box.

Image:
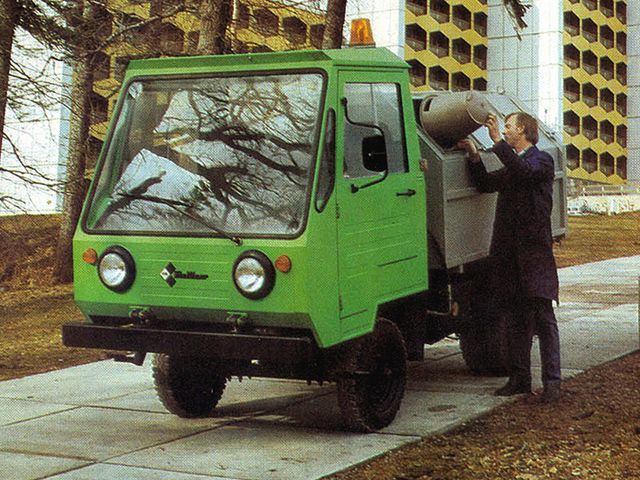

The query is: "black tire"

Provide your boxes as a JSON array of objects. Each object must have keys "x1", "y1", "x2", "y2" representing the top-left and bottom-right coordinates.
[
  {"x1": 337, "y1": 318, "x2": 407, "y2": 432},
  {"x1": 152, "y1": 354, "x2": 227, "y2": 418},
  {"x1": 458, "y1": 296, "x2": 509, "y2": 376}
]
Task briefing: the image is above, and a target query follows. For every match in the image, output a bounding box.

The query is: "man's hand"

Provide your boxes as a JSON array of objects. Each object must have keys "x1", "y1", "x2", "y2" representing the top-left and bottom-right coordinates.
[
  {"x1": 457, "y1": 138, "x2": 481, "y2": 162},
  {"x1": 485, "y1": 114, "x2": 501, "y2": 144}
]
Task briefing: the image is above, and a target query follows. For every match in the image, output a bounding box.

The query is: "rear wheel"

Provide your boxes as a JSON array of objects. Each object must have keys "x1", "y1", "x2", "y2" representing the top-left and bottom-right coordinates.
[
  {"x1": 458, "y1": 296, "x2": 509, "y2": 376},
  {"x1": 337, "y1": 318, "x2": 407, "y2": 432},
  {"x1": 153, "y1": 354, "x2": 227, "y2": 418}
]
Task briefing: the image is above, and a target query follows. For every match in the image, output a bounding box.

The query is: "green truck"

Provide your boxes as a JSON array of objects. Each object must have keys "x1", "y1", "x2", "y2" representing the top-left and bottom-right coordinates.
[{"x1": 63, "y1": 47, "x2": 566, "y2": 432}]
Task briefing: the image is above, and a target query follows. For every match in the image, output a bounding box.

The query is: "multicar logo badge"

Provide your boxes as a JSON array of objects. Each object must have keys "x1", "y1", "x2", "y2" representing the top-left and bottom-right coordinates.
[{"x1": 160, "y1": 263, "x2": 209, "y2": 287}]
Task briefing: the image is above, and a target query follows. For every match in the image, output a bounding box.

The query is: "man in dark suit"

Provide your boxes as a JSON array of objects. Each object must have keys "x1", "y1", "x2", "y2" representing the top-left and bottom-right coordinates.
[{"x1": 458, "y1": 112, "x2": 561, "y2": 403}]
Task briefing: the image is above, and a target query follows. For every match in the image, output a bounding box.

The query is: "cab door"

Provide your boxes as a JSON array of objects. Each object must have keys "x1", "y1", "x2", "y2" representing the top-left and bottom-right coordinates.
[{"x1": 335, "y1": 71, "x2": 427, "y2": 337}]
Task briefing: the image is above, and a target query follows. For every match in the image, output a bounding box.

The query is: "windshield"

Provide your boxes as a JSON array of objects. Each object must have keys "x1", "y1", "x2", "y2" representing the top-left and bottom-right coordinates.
[{"x1": 85, "y1": 72, "x2": 325, "y2": 237}]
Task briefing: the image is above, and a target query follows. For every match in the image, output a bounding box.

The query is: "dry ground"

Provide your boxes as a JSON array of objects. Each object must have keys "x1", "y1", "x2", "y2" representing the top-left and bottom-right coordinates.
[
  {"x1": 1, "y1": 212, "x2": 639, "y2": 479},
  {"x1": 553, "y1": 211, "x2": 640, "y2": 268},
  {"x1": 0, "y1": 215, "x2": 103, "y2": 380},
  {"x1": 328, "y1": 351, "x2": 640, "y2": 480}
]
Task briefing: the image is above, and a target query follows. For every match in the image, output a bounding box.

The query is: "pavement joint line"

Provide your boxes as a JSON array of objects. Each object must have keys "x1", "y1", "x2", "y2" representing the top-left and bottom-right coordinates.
[
  {"x1": 320, "y1": 437, "x2": 424, "y2": 480},
  {"x1": 93, "y1": 416, "x2": 246, "y2": 466},
  {"x1": 79, "y1": 403, "x2": 173, "y2": 415},
  {"x1": 87, "y1": 386, "x2": 156, "y2": 404},
  {"x1": 101, "y1": 461, "x2": 254, "y2": 480},
  {"x1": 234, "y1": 415, "x2": 425, "y2": 438},
  {"x1": 1, "y1": 405, "x2": 81, "y2": 427},
  {"x1": 0, "y1": 395, "x2": 74, "y2": 404},
  {"x1": 33, "y1": 466, "x2": 93, "y2": 480},
  {"x1": 0, "y1": 389, "x2": 151, "y2": 404},
  {"x1": 0, "y1": 447, "x2": 93, "y2": 463},
  {"x1": 32, "y1": 463, "x2": 97, "y2": 480}
]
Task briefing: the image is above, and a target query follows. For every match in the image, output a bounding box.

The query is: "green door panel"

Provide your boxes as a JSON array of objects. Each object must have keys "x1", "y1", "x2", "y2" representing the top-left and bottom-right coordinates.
[{"x1": 336, "y1": 70, "x2": 427, "y2": 337}]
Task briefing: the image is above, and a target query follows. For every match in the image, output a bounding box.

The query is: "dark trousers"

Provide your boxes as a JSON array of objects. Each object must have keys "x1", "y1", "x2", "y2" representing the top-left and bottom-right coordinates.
[{"x1": 503, "y1": 296, "x2": 561, "y2": 387}]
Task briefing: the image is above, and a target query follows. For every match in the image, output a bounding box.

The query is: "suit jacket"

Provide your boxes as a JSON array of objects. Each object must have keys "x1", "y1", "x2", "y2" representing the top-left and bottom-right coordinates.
[{"x1": 468, "y1": 140, "x2": 559, "y2": 301}]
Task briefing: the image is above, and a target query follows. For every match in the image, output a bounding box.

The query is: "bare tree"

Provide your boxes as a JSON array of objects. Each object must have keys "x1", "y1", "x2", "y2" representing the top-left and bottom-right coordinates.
[
  {"x1": 0, "y1": 0, "x2": 69, "y2": 164},
  {"x1": 52, "y1": 1, "x2": 187, "y2": 282},
  {"x1": 0, "y1": 36, "x2": 63, "y2": 212},
  {"x1": 52, "y1": 0, "x2": 94, "y2": 283},
  {"x1": 503, "y1": 0, "x2": 531, "y2": 39},
  {"x1": 0, "y1": 0, "x2": 19, "y2": 160},
  {"x1": 197, "y1": 0, "x2": 233, "y2": 55},
  {"x1": 321, "y1": 0, "x2": 347, "y2": 49}
]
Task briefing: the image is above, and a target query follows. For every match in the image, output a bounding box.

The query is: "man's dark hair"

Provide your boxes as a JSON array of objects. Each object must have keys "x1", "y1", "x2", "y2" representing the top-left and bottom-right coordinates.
[{"x1": 506, "y1": 112, "x2": 539, "y2": 145}]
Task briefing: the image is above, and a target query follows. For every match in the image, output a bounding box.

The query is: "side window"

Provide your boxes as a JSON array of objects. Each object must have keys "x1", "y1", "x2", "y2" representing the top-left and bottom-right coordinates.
[
  {"x1": 343, "y1": 83, "x2": 408, "y2": 178},
  {"x1": 315, "y1": 109, "x2": 336, "y2": 212}
]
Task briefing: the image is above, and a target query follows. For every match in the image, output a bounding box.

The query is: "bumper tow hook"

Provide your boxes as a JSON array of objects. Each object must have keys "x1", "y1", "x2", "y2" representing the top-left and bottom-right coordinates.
[{"x1": 107, "y1": 351, "x2": 147, "y2": 366}]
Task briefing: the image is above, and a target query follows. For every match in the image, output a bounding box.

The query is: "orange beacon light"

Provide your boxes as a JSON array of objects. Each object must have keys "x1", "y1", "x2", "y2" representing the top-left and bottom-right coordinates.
[{"x1": 349, "y1": 18, "x2": 376, "y2": 47}]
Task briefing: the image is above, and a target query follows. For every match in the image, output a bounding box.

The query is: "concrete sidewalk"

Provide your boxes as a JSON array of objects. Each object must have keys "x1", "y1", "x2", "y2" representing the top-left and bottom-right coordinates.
[{"x1": 1, "y1": 256, "x2": 638, "y2": 480}]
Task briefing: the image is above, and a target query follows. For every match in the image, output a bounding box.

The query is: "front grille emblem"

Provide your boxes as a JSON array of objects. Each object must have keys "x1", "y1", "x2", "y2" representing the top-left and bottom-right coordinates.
[
  {"x1": 160, "y1": 263, "x2": 177, "y2": 287},
  {"x1": 160, "y1": 262, "x2": 208, "y2": 287}
]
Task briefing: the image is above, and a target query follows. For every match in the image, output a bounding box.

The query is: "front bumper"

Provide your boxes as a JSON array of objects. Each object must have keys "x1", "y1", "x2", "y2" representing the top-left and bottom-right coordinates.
[{"x1": 62, "y1": 322, "x2": 315, "y2": 364}]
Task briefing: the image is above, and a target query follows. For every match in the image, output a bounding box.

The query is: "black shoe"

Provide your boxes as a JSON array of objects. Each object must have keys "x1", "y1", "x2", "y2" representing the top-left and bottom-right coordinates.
[
  {"x1": 494, "y1": 379, "x2": 532, "y2": 397},
  {"x1": 541, "y1": 383, "x2": 561, "y2": 403}
]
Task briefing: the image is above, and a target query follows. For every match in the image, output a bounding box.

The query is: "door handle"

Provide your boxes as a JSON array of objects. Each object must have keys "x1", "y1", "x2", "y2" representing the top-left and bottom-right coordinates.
[{"x1": 396, "y1": 189, "x2": 416, "y2": 197}]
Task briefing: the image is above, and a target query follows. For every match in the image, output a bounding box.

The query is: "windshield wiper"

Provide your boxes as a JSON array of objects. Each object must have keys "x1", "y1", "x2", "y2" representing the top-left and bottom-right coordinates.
[{"x1": 117, "y1": 192, "x2": 243, "y2": 245}]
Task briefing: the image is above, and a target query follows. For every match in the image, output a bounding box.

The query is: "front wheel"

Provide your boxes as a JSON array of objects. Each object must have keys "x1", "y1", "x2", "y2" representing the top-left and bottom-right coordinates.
[
  {"x1": 336, "y1": 318, "x2": 407, "y2": 432},
  {"x1": 153, "y1": 354, "x2": 227, "y2": 418}
]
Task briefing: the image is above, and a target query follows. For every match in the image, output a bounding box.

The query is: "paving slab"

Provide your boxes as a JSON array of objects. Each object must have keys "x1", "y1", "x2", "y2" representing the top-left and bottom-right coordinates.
[
  {"x1": 250, "y1": 387, "x2": 506, "y2": 437},
  {"x1": 111, "y1": 422, "x2": 418, "y2": 480},
  {"x1": 0, "y1": 406, "x2": 223, "y2": 461},
  {"x1": 0, "y1": 452, "x2": 89, "y2": 480},
  {"x1": 557, "y1": 306, "x2": 639, "y2": 370},
  {"x1": 93, "y1": 376, "x2": 330, "y2": 417},
  {"x1": 0, "y1": 397, "x2": 76, "y2": 426},
  {"x1": 47, "y1": 464, "x2": 233, "y2": 480},
  {"x1": 555, "y1": 302, "x2": 611, "y2": 323},
  {"x1": 0, "y1": 360, "x2": 149, "y2": 404}
]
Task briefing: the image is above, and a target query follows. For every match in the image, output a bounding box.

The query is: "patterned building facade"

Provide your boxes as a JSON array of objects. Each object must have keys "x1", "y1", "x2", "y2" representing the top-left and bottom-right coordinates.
[
  {"x1": 402, "y1": 0, "x2": 627, "y2": 184},
  {"x1": 88, "y1": 0, "x2": 630, "y2": 185},
  {"x1": 562, "y1": 0, "x2": 627, "y2": 184},
  {"x1": 405, "y1": 0, "x2": 488, "y2": 93}
]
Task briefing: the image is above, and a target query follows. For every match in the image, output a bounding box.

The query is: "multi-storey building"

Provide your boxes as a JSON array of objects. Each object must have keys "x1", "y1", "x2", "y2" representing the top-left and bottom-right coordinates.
[
  {"x1": 2, "y1": 0, "x2": 637, "y2": 213},
  {"x1": 346, "y1": 0, "x2": 633, "y2": 185},
  {"x1": 89, "y1": 0, "x2": 635, "y2": 185}
]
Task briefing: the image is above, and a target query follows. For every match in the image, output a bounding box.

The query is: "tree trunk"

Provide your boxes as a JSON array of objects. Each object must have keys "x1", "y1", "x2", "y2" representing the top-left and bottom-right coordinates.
[
  {"x1": 0, "y1": 0, "x2": 18, "y2": 162},
  {"x1": 197, "y1": 0, "x2": 233, "y2": 55},
  {"x1": 52, "y1": 2, "x2": 94, "y2": 284},
  {"x1": 322, "y1": 0, "x2": 347, "y2": 49}
]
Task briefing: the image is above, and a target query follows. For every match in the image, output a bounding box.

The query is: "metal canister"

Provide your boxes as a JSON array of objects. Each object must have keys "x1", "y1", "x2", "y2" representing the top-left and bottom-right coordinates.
[{"x1": 419, "y1": 91, "x2": 494, "y2": 148}]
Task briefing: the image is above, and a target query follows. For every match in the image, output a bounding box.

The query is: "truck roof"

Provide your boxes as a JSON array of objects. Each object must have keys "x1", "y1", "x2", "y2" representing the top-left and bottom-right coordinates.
[{"x1": 126, "y1": 47, "x2": 409, "y2": 78}]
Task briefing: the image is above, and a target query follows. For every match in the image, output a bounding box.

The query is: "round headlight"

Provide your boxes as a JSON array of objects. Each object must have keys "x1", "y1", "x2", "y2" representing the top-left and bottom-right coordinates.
[
  {"x1": 98, "y1": 246, "x2": 135, "y2": 292},
  {"x1": 235, "y1": 258, "x2": 266, "y2": 293},
  {"x1": 232, "y1": 251, "x2": 275, "y2": 299}
]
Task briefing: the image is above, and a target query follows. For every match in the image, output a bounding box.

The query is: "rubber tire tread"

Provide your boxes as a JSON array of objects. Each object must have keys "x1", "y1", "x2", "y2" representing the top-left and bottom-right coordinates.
[
  {"x1": 337, "y1": 318, "x2": 407, "y2": 432},
  {"x1": 458, "y1": 303, "x2": 509, "y2": 376},
  {"x1": 153, "y1": 354, "x2": 226, "y2": 418}
]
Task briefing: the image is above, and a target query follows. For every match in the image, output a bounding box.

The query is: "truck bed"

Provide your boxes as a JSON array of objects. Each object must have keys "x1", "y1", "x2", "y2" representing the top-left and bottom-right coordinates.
[{"x1": 415, "y1": 92, "x2": 568, "y2": 270}]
